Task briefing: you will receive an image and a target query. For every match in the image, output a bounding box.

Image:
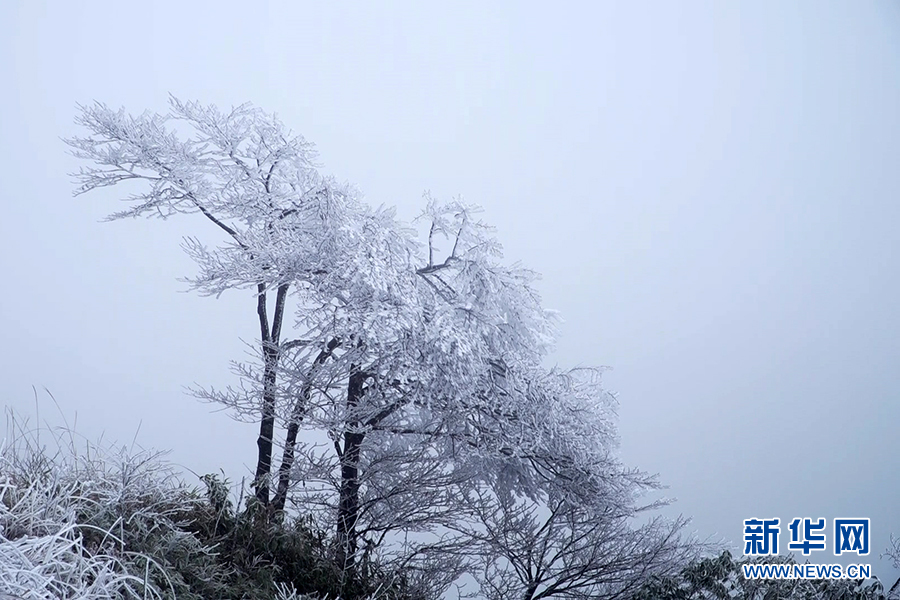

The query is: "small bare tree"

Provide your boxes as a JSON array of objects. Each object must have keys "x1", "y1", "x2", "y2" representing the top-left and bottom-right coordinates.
[
  {"x1": 461, "y1": 482, "x2": 698, "y2": 600},
  {"x1": 885, "y1": 536, "x2": 900, "y2": 599}
]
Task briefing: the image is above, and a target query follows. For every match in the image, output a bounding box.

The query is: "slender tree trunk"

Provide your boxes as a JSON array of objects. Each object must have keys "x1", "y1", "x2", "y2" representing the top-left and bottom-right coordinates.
[
  {"x1": 272, "y1": 337, "x2": 340, "y2": 512},
  {"x1": 337, "y1": 366, "x2": 367, "y2": 587},
  {"x1": 253, "y1": 283, "x2": 289, "y2": 506}
]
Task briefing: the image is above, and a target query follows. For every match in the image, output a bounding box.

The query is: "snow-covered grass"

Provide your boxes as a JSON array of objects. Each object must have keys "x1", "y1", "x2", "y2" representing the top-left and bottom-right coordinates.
[
  {"x1": 0, "y1": 408, "x2": 419, "y2": 600},
  {"x1": 0, "y1": 408, "x2": 191, "y2": 599}
]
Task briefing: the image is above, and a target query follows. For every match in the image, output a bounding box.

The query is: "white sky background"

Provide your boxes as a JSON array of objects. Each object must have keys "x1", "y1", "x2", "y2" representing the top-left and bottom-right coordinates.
[{"x1": 1, "y1": 0, "x2": 899, "y2": 585}]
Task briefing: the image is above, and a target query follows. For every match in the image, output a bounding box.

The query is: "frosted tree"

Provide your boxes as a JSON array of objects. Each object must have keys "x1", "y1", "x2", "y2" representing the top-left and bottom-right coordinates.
[
  {"x1": 67, "y1": 98, "x2": 691, "y2": 595},
  {"x1": 66, "y1": 97, "x2": 363, "y2": 507}
]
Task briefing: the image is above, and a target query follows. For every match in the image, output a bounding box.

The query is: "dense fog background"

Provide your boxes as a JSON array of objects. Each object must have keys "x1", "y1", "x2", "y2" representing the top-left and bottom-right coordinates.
[{"x1": 1, "y1": 0, "x2": 898, "y2": 583}]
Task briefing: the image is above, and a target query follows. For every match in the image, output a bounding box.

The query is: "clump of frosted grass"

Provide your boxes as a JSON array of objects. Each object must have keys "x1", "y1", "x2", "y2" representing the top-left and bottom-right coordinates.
[
  {"x1": 0, "y1": 408, "x2": 190, "y2": 599},
  {"x1": 0, "y1": 406, "x2": 405, "y2": 600}
]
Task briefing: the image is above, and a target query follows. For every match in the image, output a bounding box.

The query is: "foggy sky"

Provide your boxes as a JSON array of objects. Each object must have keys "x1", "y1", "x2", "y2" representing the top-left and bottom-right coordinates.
[{"x1": 1, "y1": 0, "x2": 898, "y2": 585}]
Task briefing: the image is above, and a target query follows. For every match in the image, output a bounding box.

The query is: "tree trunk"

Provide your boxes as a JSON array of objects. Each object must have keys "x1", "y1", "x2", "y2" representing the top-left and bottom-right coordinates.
[
  {"x1": 272, "y1": 337, "x2": 340, "y2": 512},
  {"x1": 252, "y1": 283, "x2": 289, "y2": 507},
  {"x1": 337, "y1": 366, "x2": 367, "y2": 587}
]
